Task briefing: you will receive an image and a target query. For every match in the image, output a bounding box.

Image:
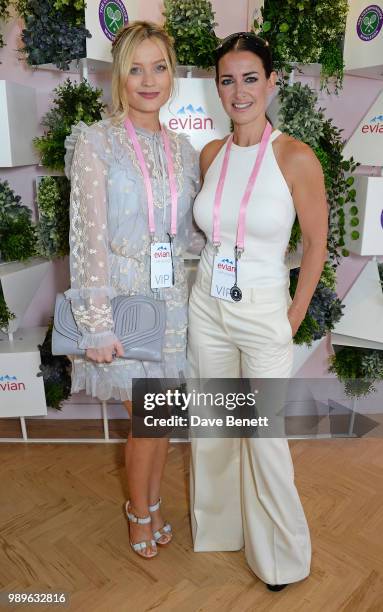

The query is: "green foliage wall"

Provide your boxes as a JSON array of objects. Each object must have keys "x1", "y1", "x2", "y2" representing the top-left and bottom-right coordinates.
[
  {"x1": 254, "y1": 0, "x2": 349, "y2": 90},
  {"x1": 0, "y1": 180, "x2": 37, "y2": 262},
  {"x1": 163, "y1": 0, "x2": 218, "y2": 68},
  {"x1": 34, "y1": 79, "x2": 105, "y2": 171},
  {"x1": 16, "y1": 0, "x2": 90, "y2": 70},
  {"x1": 36, "y1": 176, "x2": 70, "y2": 258}
]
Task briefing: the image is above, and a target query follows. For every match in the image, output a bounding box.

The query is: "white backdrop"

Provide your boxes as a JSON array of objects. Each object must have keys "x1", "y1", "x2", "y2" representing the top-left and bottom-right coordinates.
[{"x1": 160, "y1": 78, "x2": 231, "y2": 151}]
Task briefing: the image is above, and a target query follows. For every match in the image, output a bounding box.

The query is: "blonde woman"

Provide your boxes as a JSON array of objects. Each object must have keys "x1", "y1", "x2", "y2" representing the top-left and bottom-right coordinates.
[{"x1": 64, "y1": 22, "x2": 202, "y2": 559}]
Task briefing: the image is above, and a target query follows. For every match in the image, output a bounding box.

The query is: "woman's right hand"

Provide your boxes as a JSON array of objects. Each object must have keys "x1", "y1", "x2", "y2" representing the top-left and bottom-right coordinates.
[{"x1": 85, "y1": 339, "x2": 125, "y2": 363}]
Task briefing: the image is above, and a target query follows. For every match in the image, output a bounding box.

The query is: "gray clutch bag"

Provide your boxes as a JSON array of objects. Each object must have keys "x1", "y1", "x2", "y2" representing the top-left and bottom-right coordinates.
[{"x1": 52, "y1": 293, "x2": 166, "y2": 362}]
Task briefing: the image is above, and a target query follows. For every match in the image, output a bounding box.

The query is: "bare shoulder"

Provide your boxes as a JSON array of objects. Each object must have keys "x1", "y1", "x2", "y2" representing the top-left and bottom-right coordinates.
[
  {"x1": 274, "y1": 133, "x2": 322, "y2": 172},
  {"x1": 200, "y1": 137, "x2": 228, "y2": 179}
]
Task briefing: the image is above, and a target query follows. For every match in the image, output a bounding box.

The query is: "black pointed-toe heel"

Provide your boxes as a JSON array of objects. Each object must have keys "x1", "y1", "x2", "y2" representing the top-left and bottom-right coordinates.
[{"x1": 266, "y1": 584, "x2": 287, "y2": 592}]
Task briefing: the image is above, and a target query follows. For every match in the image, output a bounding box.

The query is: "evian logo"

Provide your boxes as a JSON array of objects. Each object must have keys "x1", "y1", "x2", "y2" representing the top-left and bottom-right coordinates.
[
  {"x1": 0, "y1": 374, "x2": 26, "y2": 391},
  {"x1": 155, "y1": 245, "x2": 170, "y2": 258},
  {"x1": 361, "y1": 114, "x2": 383, "y2": 133},
  {"x1": 169, "y1": 104, "x2": 214, "y2": 131},
  {"x1": 218, "y1": 257, "x2": 235, "y2": 272}
]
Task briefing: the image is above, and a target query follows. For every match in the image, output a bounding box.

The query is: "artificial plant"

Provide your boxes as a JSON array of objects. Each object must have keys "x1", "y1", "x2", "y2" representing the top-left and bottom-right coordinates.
[
  {"x1": 36, "y1": 176, "x2": 70, "y2": 258},
  {"x1": 0, "y1": 0, "x2": 11, "y2": 51},
  {"x1": 290, "y1": 263, "x2": 344, "y2": 346},
  {"x1": 163, "y1": 0, "x2": 218, "y2": 68},
  {"x1": 17, "y1": 0, "x2": 90, "y2": 70},
  {"x1": 0, "y1": 287, "x2": 15, "y2": 332},
  {"x1": 38, "y1": 322, "x2": 72, "y2": 409},
  {"x1": 0, "y1": 180, "x2": 37, "y2": 261},
  {"x1": 329, "y1": 346, "x2": 383, "y2": 398},
  {"x1": 253, "y1": 0, "x2": 349, "y2": 91},
  {"x1": 328, "y1": 263, "x2": 383, "y2": 396},
  {"x1": 34, "y1": 79, "x2": 105, "y2": 171},
  {"x1": 279, "y1": 82, "x2": 359, "y2": 265}
]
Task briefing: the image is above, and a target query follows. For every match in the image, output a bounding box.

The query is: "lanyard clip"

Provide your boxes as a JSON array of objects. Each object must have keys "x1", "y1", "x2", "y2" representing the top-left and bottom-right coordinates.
[
  {"x1": 235, "y1": 246, "x2": 244, "y2": 260},
  {"x1": 213, "y1": 242, "x2": 221, "y2": 255}
]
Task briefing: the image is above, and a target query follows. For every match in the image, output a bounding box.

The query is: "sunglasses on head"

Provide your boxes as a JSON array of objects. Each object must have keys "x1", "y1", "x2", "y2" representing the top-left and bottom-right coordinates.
[{"x1": 216, "y1": 32, "x2": 269, "y2": 52}]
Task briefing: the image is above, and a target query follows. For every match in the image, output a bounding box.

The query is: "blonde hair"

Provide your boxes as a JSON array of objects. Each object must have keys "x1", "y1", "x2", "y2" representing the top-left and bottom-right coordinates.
[{"x1": 111, "y1": 20, "x2": 176, "y2": 123}]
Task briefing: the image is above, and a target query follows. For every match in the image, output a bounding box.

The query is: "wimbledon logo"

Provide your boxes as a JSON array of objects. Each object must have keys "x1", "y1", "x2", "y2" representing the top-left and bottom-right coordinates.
[
  {"x1": 357, "y1": 5, "x2": 383, "y2": 41},
  {"x1": 99, "y1": 0, "x2": 128, "y2": 41},
  {"x1": 169, "y1": 104, "x2": 214, "y2": 131},
  {"x1": 361, "y1": 114, "x2": 383, "y2": 133},
  {"x1": 0, "y1": 375, "x2": 26, "y2": 391}
]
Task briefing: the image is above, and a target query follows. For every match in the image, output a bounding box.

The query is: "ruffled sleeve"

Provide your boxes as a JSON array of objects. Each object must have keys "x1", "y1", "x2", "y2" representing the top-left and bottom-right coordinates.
[
  {"x1": 64, "y1": 123, "x2": 119, "y2": 349},
  {"x1": 178, "y1": 134, "x2": 206, "y2": 255}
]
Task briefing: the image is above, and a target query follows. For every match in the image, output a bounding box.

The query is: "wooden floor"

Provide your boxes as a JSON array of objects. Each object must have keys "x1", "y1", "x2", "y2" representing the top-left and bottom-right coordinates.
[{"x1": 1, "y1": 439, "x2": 383, "y2": 611}]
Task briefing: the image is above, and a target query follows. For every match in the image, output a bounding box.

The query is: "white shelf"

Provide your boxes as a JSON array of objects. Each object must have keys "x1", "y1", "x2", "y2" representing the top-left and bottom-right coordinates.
[
  {"x1": 0, "y1": 326, "x2": 48, "y2": 418},
  {"x1": 0, "y1": 80, "x2": 39, "y2": 167},
  {"x1": 36, "y1": 58, "x2": 112, "y2": 74},
  {"x1": 0, "y1": 258, "x2": 50, "y2": 334},
  {"x1": 344, "y1": 176, "x2": 383, "y2": 256},
  {"x1": 290, "y1": 62, "x2": 322, "y2": 78},
  {"x1": 344, "y1": 1, "x2": 383, "y2": 79},
  {"x1": 331, "y1": 259, "x2": 383, "y2": 350},
  {"x1": 343, "y1": 90, "x2": 383, "y2": 167},
  {"x1": 0, "y1": 326, "x2": 47, "y2": 353},
  {"x1": 291, "y1": 338, "x2": 324, "y2": 376}
]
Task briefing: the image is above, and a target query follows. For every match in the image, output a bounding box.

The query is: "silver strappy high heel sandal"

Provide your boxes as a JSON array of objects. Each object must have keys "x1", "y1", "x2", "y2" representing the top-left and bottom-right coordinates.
[
  {"x1": 149, "y1": 498, "x2": 173, "y2": 546},
  {"x1": 125, "y1": 501, "x2": 158, "y2": 559}
]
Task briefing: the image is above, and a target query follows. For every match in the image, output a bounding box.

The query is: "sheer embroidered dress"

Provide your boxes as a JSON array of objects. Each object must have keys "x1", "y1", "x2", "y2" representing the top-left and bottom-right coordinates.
[{"x1": 64, "y1": 119, "x2": 203, "y2": 401}]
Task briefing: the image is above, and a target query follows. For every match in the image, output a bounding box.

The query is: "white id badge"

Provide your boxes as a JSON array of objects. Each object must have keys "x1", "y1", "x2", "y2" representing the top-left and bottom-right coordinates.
[
  {"x1": 211, "y1": 253, "x2": 236, "y2": 302},
  {"x1": 151, "y1": 242, "x2": 173, "y2": 289}
]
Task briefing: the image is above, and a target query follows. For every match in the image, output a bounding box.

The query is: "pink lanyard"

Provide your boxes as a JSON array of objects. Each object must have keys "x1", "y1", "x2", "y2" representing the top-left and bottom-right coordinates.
[
  {"x1": 213, "y1": 121, "x2": 273, "y2": 254},
  {"x1": 124, "y1": 117, "x2": 178, "y2": 238}
]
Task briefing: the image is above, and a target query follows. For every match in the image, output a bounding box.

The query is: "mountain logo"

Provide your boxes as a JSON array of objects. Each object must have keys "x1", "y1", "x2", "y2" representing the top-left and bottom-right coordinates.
[
  {"x1": 177, "y1": 104, "x2": 206, "y2": 115},
  {"x1": 0, "y1": 374, "x2": 26, "y2": 391},
  {"x1": 168, "y1": 103, "x2": 213, "y2": 131},
  {"x1": 361, "y1": 113, "x2": 383, "y2": 134},
  {"x1": 357, "y1": 5, "x2": 383, "y2": 42}
]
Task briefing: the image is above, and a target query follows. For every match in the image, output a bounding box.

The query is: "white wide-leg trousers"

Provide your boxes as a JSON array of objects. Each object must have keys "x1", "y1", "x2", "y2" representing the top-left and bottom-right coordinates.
[{"x1": 187, "y1": 272, "x2": 311, "y2": 585}]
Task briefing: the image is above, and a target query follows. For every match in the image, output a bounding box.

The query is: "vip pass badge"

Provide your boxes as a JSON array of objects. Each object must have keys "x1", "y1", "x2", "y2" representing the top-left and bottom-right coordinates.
[
  {"x1": 99, "y1": 0, "x2": 129, "y2": 41},
  {"x1": 211, "y1": 122, "x2": 273, "y2": 303},
  {"x1": 357, "y1": 5, "x2": 383, "y2": 41}
]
